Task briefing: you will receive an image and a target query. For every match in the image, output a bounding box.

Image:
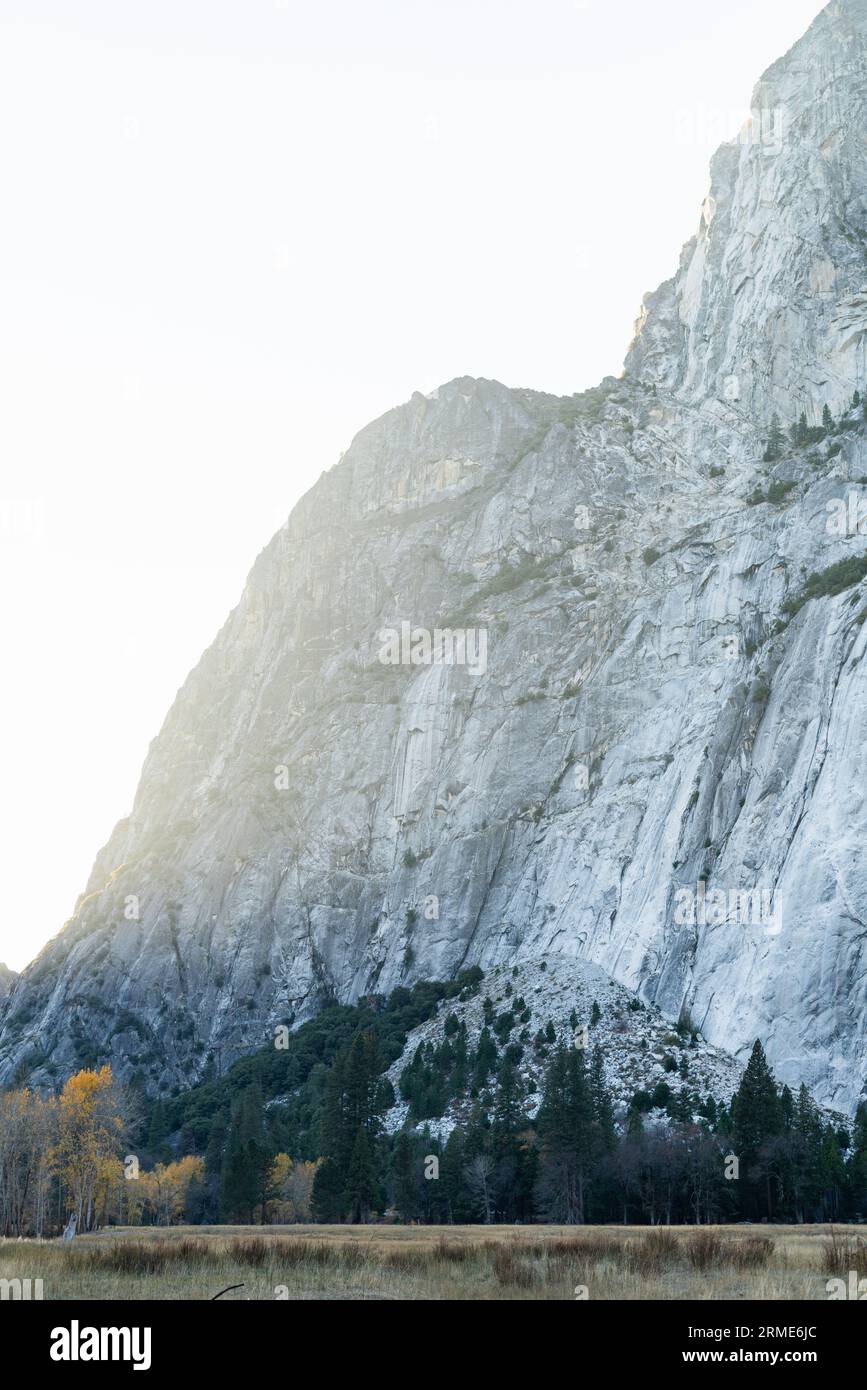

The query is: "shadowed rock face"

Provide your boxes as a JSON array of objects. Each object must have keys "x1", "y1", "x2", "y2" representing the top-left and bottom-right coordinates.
[{"x1": 2, "y1": 0, "x2": 867, "y2": 1112}]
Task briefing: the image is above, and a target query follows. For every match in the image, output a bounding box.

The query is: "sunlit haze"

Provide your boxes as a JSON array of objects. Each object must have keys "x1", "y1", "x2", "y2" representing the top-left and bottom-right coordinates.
[{"x1": 0, "y1": 0, "x2": 824, "y2": 970}]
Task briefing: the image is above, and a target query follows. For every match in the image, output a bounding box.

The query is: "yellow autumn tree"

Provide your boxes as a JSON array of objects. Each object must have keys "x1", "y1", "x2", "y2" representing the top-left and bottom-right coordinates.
[
  {"x1": 0, "y1": 1087, "x2": 56, "y2": 1236},
  {"x1": 54, "y1": 1066, "x2": 125, "y2": 1231},
  {"x1": 266, "y1": 1153, "x2": 318, "y2": 1223},
  {"x1": 94, "y1": 1155, "x2": 126, "y2": 1228},
  {"x1": 144, "y1": 1155, "x2": 205, "y2": 1225}
]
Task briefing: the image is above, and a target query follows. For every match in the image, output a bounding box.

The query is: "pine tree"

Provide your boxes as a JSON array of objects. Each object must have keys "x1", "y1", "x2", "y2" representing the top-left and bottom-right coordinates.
[
  {"x1": 318, "y1": 1051, "x2": 351, "y2": 1176},
  {"x1": 589, "y1": 1046, "x2": 616, "y2": 1152},
  {"x1": 219, "y1": 1083, "x2": 269, "y2": 1223},
  {"x1": 492, "y1": 1050, "x2": 525, "y2": 1142},
  {"x1": 196, "y1": 1109, "x2": 227, "y2": 1223},
  {"x1": 848, "y1": 1102, "x2": 867, "y2": 1218},
  {"x1": 699, "y1": 1094, "x2": 718, "y2": 1127},
  {"x1": 311, "y1": 1156, "x2": 346, "y2": 1222},
  {"x1": 204, "y1": 1111, "x2": 227, "y2": 1180},
  {"x1": 441, "y1": 1126, "x2": 472, "y2": 1223},
  {"x1": 780, "y1": 1084, "x2": 795, "y2": 1128},
  {"x1": 219, "y1": 1119, "x2": 250, "y2": 1222},
  {"x1": 816, "y1": 1125, "x2": 846, "y2": 1222},
  {"x1": 344, "y1": 1030, "x2": 383, "y2": 1138},
  {"x1": 346, "y1": 1125, "x2": 378, "y2": 1222},
  {"x1": 763, "y1": 414, "x2": 785, "y2": 461},
  {"x1": 733, "y1": 1041, "x2": 783, "y2": 1151},
  {"x1": 535, "y1": 1043, "x2": 595, "y2": 1222},
  {"x1": 313, "y1": 1030, "x2": 387, "y2": 1220},
  {"x1": 472, "y1": 1027, "x2": 497, "y2": 1085},
  {"x1": 242, "y1": 1083, "x2": 270, "y2": 1217},
  {"x1": 731, "y1": 1040, "x2": 783, "y2": 1217},
  {"x1": 146, "y1": 1099, "x2": 170, "y2": 1163},
  {"x1": 822, "y1": 403, "x2": 835, "y2": 434},
  {"x1": 626, "y1": 1103, "x2": 644, "y2": 1136},
  {"x1": 450, "y1": 1025, "x2": 469, "y2": 1094},
  {"x1": 391, "y1": 1130, "x2": 418, "y2": 1222}
]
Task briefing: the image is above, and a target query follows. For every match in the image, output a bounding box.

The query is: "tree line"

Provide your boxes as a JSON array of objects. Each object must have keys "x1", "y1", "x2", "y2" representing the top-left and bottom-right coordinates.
[
  {"x1": 2, "y1": 972, "x2": 866, "y2": 1230},
  {"x1": 298, "y1": 1033, "x2": 866, "y2": 1227},
  {"x1": 0, "y1": 1065, "x2": 318, "y2": 1235}
]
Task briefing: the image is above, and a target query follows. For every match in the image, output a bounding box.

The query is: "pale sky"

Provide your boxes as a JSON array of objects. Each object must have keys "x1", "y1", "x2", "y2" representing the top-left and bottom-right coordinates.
[{"x1": 0, "y1": 0, "x2": 824, "y2": 971}]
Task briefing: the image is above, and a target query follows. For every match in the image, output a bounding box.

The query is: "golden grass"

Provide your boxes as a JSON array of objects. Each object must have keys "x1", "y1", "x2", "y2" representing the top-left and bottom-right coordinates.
[{"x1": 0, "y1": 1223, "x2": 860, "y2": 1301}]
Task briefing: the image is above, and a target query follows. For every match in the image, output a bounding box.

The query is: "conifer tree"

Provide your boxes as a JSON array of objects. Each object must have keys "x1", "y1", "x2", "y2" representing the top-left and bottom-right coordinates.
[
  {"x1": 310, "y1": 1155, "x2": 346, "y2": 1222},
  {"x1": 346, "y1": 1124, "x2": 378, "y2": 1222},
  {"x1": 732, "y1": 1041, "x2": 783, "y2": 1152},
  {"x1": 146, "y1": 1099, "x2": 170, "y2": 1163},
  {"x1": 219, "y1": 1122, "x2": 248, "y2": 1222},
  {"x1": 536, "y1": 1043, "x2": 595, "y2": 1222},
  {"x1": 848, "y1": 1102, "x2": 867, "y2": 1217},
  {"x1": 589, "y1": 1046, "x2": 616, "y2": 1152},
  {"x1": 763, "y1": 414, "x2": 785, "y2": 461},
  {"x1": 818, "y1": 1126, "x2": 846, "y2": 1222},
  {"x1": 731, "y1": 1040, "x2": 783, "y2": 1217},
  {"x1": 493, "y1": 1050, "x2": 525, "y2": 1142},
  {"x1": 344, "y1": 1030, "x2": 383, "y2": 1138},
  {"x1": 780, "y1": 1084, "x2": 795, "y2": 1128},
  {"x1": 312, "y1": 1030, "x2": 386, "y2": 1220},
  {"x1": 472, "y1": 1027, "x2": 497, "y2": 1085},
  {"x1": 391, "y1": 1129, "x2": 418, "y2": 1222},
  {"x1": 441, "y1": 1125, "x2": 472, "y2": 1223},
  {"x1": 218, "y1": 1083, "x2": 269, "y2": 1222}
]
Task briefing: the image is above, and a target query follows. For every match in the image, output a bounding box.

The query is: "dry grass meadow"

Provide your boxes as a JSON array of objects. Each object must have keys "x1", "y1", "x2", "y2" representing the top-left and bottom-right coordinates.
[{"x1": 2, "y1": 1223, "x2": 866, "y2": 1300}]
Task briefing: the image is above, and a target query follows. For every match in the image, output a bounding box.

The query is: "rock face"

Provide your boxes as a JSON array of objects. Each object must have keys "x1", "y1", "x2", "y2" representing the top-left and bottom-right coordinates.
[
  {"x1": 2, "y1": 0, "x2": 867, "y2": 1112},
  {"x1": 628, "y1": 0, "x2": 867, "y2": 424},
  {"x1": 0, "y1": 966, "x2": 16, "y2": 1007}
]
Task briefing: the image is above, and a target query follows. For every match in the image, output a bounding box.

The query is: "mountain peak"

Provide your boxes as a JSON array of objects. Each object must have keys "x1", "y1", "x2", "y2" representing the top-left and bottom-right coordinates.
[
  {"x1": 627, "y1": 0, "x2": 867, "y2": 427},
  {"x1": 2, "y1": 5, "x2": 866, "y2": 1116}
]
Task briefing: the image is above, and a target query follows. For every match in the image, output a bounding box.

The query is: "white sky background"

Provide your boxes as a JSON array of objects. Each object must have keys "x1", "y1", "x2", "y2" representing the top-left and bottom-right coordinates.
[{"x1": 0, "y1": 0, "x2": 824, "y2": 971}]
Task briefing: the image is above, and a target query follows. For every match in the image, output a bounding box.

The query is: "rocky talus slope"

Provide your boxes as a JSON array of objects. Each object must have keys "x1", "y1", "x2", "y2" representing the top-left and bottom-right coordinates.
[
  {"x1": 2, "y1": 0, "x2": 867, "y2": 1113},
  {"x1": 380, "y1": 959, "x2": 747, "y2": 1143}
]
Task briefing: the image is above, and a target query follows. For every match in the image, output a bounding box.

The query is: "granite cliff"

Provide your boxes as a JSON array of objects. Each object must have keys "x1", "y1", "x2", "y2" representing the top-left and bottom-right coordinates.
[{"x1": 2, "y1": 0, "x2": 866, "y2": 1113}]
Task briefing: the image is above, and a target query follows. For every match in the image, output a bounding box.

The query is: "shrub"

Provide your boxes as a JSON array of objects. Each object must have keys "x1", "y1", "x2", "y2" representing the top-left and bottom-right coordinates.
[
  {"x1": 766, "y1": 479, "x2": 797, "y2": 504},
  {"x1": 783, "y1": 554, "x2": 867, "y2": 616},
  {"x1": 687, "y1": 1230, "x2": 724, "y2": 1270},
  {"x1": 492, "y1": 1245, "x2": 535, "y2": 1288},
  {"x1": 435, "y1": 1235, "x2": 471, "y2": 1263},
  {"x1": 747, "y1": 479, "x2": 796, "y2": 506},
  {"x1": 626, "y1": 1229, "x2": 681, "y2": 1275},
  {"x1": 730, "y1": 1236, "x2": 774, "y2": 1270},
  {"x1": 822, "y1": 1229, "x2": 867, "y2": 1276}
]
